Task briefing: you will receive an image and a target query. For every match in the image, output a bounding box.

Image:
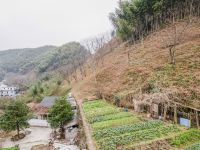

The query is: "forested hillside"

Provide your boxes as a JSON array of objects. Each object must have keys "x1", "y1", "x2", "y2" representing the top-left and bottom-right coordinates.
[
  {"x1": 110, "y1": 0, "x2": 200, "y2": 42},
  {"x1": 0, "y1": 42, "x2": 88, "y2": 82},
  {"x1": 36, "y1": 42, "x2": 88, "y2": 74},
  {"x1": 0, "y1": 46, "x2": 56, "y2": 73}
]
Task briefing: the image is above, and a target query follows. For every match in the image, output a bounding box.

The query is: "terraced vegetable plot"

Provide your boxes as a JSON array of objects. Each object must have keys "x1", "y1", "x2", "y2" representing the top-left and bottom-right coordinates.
[
  {"x1": 0, "y1": 148, "x2": 19, "y2": 150},
  {"x1": 169, "y1": 129, "x2": 200, "y2": 149},
  {"x1": 185, "y1": 142, "x2": 200, "y2": 150},
  {"x1": 83, "y1": 100, "x2": 182, "y2": 150}
]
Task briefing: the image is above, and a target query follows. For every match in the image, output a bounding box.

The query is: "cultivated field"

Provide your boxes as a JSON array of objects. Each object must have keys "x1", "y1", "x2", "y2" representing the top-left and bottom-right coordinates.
[{"x1": 83, "y1": 100, "x2": 200, "y2": 150}]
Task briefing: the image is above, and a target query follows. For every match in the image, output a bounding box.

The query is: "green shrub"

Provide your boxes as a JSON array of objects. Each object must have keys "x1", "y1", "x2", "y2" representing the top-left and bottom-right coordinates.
[{"x1": 57, "y1": 80, "x2": 62, "y2": 85}]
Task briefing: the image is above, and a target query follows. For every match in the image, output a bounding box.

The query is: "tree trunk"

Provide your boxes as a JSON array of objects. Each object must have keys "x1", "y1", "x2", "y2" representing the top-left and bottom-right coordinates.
[
  {"x1": 60, "y1": 125, "x2": 65, "y2": 139},
  {"x1": 174, "y1": 105, "x2": 178, "y2": 124},
  {"x1": 17, "y1": 123, "x2": 20, "y2": 139},
  {"x1": 127, "y1": 51, "x2": 130, "y2": 65},
  {"x1": 150, "y1": 103, "x2": 153, "y2": 117},
  {"x1": 163, "y1": 105, "x2": 168, "y2": 121},
  {"x1": 196, "y1": 110, "x2": 199, "y2": 129},
  {"x1": 169, "y1": 46, "x2": 176, "y2": 65},
  {"x1": 93, "y1": 61, "x2": 102, "y2": 99}
]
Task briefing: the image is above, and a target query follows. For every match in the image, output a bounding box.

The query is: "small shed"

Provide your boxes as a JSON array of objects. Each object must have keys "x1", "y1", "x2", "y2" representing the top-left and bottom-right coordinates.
[
  {"x1": 130, "y1": 92, "x2": 200, "y2": 128},
  {"x1": 38, "y1": 96, "x2": 58, "y2": 120}
]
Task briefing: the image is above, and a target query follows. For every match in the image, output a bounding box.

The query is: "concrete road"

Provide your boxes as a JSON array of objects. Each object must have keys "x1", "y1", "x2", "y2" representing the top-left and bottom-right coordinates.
[{"x1": 1, "y1": 127, "x2": 51, "y2": 150}]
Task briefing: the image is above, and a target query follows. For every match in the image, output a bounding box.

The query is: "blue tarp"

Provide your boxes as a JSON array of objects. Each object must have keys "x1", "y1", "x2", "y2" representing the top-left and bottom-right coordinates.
[{"x1": 180, "y1": 118, "x2": 191, "y2": 127}]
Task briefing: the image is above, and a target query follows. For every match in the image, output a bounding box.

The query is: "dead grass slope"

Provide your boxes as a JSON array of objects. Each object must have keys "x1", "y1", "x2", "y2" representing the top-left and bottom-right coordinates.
[{"x1": 72, "y1": 18, "x2": 200, "y2": 109}]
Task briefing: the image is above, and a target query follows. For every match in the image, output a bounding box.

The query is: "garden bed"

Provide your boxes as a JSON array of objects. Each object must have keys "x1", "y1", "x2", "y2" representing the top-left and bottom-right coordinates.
[
  {"x1": 0, "y1": 147, "x2": 19, "y2": 150},
  {"x1": 185, "y1": 142, "x2": 200, "y2": 150},
  {"x1": 169, "y1": 129, "x2": 200, "y2": 149},
  {"x1": 83, "y1": 100, "x2": 184, "y2": 150}
]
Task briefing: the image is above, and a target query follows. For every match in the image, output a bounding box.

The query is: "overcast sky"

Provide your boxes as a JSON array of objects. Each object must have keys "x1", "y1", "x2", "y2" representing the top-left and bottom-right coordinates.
[{"x1": 0, "y1": 0, "x2": 118, "y2": 50}]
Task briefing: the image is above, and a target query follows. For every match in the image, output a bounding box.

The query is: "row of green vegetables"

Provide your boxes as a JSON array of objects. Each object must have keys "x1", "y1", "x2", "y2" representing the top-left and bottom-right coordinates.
[
  {"x1": 84, "y1": 105, "x2": 120, "y2": 119},
  {"x1": 97, "y1": 125, "x2": 180, "y2": 150},
  {"x1": 92, "y1": 116, "x2": 140, "y2": 130},
  {"x1": 83, "y1": 100, "x2": 108, "y2": 110},
  {"x1": 185, "y1": 142, "x2": 200, "y2": 150},
  {"x1": 93, "y1": 120, "x2": 164, "y2": 140},
  {"x1": 169, "y1": 129, "x2": 200, "y2": 147},
  {"x1": 0, "y1": 148, "x2": 19, "y2": 150},
  {"x1": 88, "y1": 112, "x2": 133, "y2": 124}
]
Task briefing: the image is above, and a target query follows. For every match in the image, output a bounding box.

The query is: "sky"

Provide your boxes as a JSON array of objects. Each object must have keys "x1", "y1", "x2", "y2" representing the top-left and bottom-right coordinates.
[{"x1": 0, "y1": 0, "x2": 118, "y2": 50}]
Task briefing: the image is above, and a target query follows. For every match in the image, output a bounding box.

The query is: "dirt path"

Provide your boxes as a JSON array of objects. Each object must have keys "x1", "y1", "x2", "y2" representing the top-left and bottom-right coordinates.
[{"x1": 77, "y1": 100, "x2": 96, "y2": 150}]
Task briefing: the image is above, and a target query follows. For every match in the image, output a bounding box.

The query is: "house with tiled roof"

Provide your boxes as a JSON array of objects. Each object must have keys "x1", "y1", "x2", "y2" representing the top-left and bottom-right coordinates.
[{"x1": 38, "y1": 96, "x2": 58, "y2": 120}]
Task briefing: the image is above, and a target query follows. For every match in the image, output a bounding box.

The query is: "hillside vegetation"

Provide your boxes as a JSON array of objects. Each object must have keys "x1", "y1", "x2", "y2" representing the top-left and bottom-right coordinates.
[
  {"x1": 72, "y1": 0, "x2": 200, "y2": 110},
  {"x1": 0, "y1": 46, "x2": 56, "y2": 80},
  {"x1": 110, "y1": 0, "x2": 200, "y2": 42},
  {"x1": 73, "y1": 19, "x2": 200, "y2": 109},
  {"x1": 35, "y1": 42, "x2": 88, "y2": 73},
  {"x1": 26, "y1": 77, "x2": 71, "y2": 102},
  {"x1": 0, "y1": 42, "x2": 88, "y2": 83}
]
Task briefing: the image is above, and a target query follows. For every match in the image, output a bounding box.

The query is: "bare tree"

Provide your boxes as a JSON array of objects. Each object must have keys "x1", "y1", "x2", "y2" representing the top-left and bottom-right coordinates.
[
  {"x1": 77, "y1": 57, "x2": 87, "y2": 80},
  {"x1": 161, "y1": 20, "x2": 191, "y2": 65},
  {"x1": 57, "y1": 66, "x2": 71, "y2": 84},
  {"x1": 71, "y1": 59, "x2": 78, "y2": 81},
  {"x1": 80, "y1": 32, "x2": 113, "y2": 98},
  {"x1": 81, "y1": 36, "x2": 105, "y2": 98}
]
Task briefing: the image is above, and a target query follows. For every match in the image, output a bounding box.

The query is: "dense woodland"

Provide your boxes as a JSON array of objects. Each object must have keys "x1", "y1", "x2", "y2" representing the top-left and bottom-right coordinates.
[
  {"x1": 0, "y1": 42, "x2": 89, "y2": 82},
  {"x1": 0, "y1": 46, "x2": 55, "y2": 81},
  {"x1": 110, "y1": 0, "x2": 200, "y2": 41}
]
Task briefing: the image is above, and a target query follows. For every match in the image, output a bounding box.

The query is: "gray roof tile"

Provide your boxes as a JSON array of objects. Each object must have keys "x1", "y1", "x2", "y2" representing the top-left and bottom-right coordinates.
[{"x1": 40, "y1": 96, "x2": 58, "y2": 108}]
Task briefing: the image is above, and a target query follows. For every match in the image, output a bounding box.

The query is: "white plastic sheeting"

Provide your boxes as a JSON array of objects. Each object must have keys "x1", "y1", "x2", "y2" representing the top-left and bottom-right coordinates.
[
  {"x1": 54, "y1": 143, "x2": 80, "y2": 150},
  {"x1": 28, "y1": 119, "x2": 50, "y2": 127}
]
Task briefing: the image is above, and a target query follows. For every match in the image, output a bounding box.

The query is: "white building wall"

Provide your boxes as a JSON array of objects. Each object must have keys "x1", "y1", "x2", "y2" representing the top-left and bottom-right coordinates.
[{"x1": 0, "y1": 84, "x2": 17, "y2": 97}]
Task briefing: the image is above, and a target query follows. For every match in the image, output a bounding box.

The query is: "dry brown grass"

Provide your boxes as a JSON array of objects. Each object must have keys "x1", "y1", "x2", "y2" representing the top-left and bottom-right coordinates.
[{"x1": 72, "y1": 18, "x2": 200, "y2": 108}]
